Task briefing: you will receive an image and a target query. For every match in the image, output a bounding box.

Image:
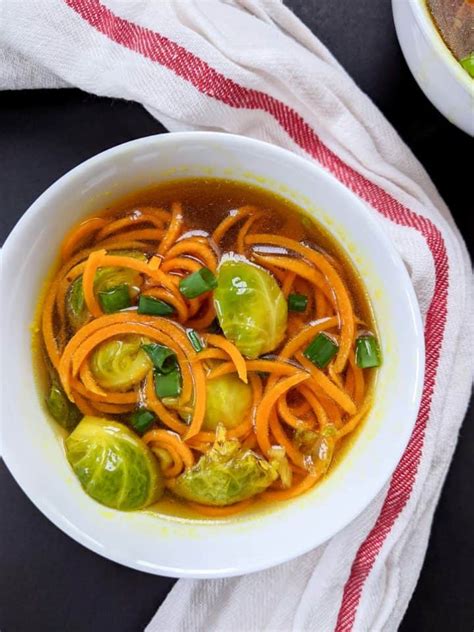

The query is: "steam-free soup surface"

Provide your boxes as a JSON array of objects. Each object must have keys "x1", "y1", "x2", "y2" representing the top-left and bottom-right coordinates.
[{"x1": 35, "y1": 178, "x2": 380, "y2": 519}]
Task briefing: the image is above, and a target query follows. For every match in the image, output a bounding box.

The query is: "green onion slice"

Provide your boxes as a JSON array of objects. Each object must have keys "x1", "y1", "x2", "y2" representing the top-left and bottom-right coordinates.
[
  {"x1": 138, "y1": 295, "x2": 174, "y2": 316},
  {"x1": 187, "y1": 329, "x2": 204, "y2": 352},
  {"x1": 303, "y1": 332, "x2": 338, "y2": 369},
  {"x1": 129, "y1": 409, "x2": 155, "y2": 434},
  {"x1": 288, "y1": 293, "x2": 308, "y2": 312},
  {"x1": 355, "y1": 334, "x2": 381, "y2": 368},
  {"x1": 98, "y1": 284, "x2": 131, "y2": 313},
  {"x1": 179, "y1": 267, "x2": 217, "y2": 299},
  {"x1": 142, "y1": 343, "x2": 177, "y2": 374},
  {"x1": 155, "y1": 369, "x2": 182, "y2": 398}
]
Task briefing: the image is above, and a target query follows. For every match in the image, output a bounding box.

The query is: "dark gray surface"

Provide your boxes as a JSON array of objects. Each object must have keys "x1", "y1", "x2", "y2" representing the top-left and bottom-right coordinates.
[{"x1": 1, "y1": 1, "x2": 473, "y2": 631}]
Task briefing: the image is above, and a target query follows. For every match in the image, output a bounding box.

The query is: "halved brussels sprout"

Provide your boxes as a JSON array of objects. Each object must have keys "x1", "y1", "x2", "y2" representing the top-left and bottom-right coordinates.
[
  {"x1": 172, "y1": 427, "x2": 278, "y2": 506},
  {"x1": 214, "y1": 259, "x2": 287, "y2": 359},
  {"x1": 66, "y1": 250, "x2": 146, "y2": 330},
  {"x1": 203, "y1": 374, "x2": 253, "y2": 431},
  {"x1": 65, "y1": 416, "x2": 164, "y2": 510},
  {"x1": 90, "y1": 335, "x2": 152, "y2": 391},
  {"x1": 46, "y1": 378, "x2": 81, "y2": 430}
]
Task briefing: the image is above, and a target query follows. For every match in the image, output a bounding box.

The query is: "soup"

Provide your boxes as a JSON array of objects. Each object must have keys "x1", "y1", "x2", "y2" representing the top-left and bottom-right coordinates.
[
  {"x1": 35, "y1": 178, "x2": 380, "y2": 518},
  {"x1": 427, "y1": 0, "x2": 474, "y2": 76}
]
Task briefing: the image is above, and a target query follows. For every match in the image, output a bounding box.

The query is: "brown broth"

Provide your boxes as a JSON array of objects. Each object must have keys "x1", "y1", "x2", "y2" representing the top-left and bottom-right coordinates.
[
  {"x1": 34, "y1": 177, "x2": 378, "y2": 520},
  {"x1": 95, "y1": 178, "x2": 374, "y2": 326}
]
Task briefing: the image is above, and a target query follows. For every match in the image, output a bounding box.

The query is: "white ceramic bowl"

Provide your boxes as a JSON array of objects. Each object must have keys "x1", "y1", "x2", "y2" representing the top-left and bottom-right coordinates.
[
  {"x1": 0, "y1": 133, "x2": 424, "y2": 577},
  {"x1": 392, "y1": 0, "x2": 474, "y2": 136}
]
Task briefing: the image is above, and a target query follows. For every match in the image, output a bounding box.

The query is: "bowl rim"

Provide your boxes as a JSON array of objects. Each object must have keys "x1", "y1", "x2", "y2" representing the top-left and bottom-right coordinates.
[
  {"x1": 0, "y1": 132, "x2": 425, "y2": 577},
  {"x1": 410, "y1": 0, "x2": 473, "y2": 90}
]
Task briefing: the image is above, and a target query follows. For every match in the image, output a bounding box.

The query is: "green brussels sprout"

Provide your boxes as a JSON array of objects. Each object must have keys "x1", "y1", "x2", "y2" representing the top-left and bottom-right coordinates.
[
  {"x1": 46, "y1": 379, "x2": 81, "y2": 430},
  {"x1": 203, "y1": 374, "x2": 253, "y2": 431},
  {"x1": 65, "y1": 416, "x2": 164, "y2": 510},
  {"x1": 214, "y1": 259, "x2": 287, "y2": 359},
  {"x1": 90, "y1": 335, "x2": 152, "y2": 391},
  {"x1": 172, "y1": 427, "x2": 278, "y2": 506},
  {"x1": 66, "y1": 250, "x2": 146, "y2": 330}
]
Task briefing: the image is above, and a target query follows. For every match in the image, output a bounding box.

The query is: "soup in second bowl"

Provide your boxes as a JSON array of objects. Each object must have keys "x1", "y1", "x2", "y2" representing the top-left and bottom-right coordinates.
[
  {"x1": 34, "y1": 178, "x2": 381, "y2": 518},
  {"x1": 427, "y1": 0, "x2": 474, "y2": 76}
]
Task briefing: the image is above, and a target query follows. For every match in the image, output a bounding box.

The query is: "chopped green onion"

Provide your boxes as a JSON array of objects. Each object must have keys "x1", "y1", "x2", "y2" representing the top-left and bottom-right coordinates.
[
  {"x1": 187, "y1": 329, "x2": 204, "y2": 352},
  {"x1": 303, "y1": 332, "x2": 338, "y2": 368},
  {"x1": 129, "y1": 409, "x2": 155, "y2": 434},
  {"x1": 179, "y1": 267, "x2": 217, "y2": 299},
  {"x1": 460, "y1": 52, "x2": 474, "y2": 78},
  {"x1": 98, "y1": 284, "x2": 131, "y2": 313},
  {"x1": 355, "y1": 335, "x2": 381, "y2": 368},
  {"x1": 138, "y1": 295, "x2": 174, "y2": 316},
  {"x1": 155, "y1": 369, "x2": 182, "y2": 398},
  {"x1": 142, "y1": 343, "x2": 177, "y2": 374},
  {"x1": 288, "y1": 293, "x2": 308, "y2": 312}
]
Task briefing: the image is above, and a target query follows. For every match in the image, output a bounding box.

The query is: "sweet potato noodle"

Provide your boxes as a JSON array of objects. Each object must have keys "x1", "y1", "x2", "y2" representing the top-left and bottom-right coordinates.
[{"x1": 36, "y1": 179, "x2": 381, "y2": 517}]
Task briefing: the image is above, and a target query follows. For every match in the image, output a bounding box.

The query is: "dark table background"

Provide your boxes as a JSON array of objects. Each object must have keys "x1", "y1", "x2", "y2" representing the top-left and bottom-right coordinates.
[{"x1": 1, "y1": 1, "x2": 473, "y2": 631}]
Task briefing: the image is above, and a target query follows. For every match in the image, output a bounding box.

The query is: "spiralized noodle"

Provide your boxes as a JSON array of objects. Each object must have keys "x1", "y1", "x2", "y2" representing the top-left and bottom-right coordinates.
[{"x1": 40, "y1": 193, "x2": 376, "y2": 517}]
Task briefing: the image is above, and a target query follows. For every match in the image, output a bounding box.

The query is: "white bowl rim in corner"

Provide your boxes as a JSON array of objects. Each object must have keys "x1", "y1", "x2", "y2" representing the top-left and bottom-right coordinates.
[
  {"x1": 0, "y1": 132, "x2": 425, "y2": 578},
  {"x1": 412, "y1": 0, "x2": 473, "y2": 91},
  {"x1": 392, "y1": 0, "x2": 474, "y2": 136}
]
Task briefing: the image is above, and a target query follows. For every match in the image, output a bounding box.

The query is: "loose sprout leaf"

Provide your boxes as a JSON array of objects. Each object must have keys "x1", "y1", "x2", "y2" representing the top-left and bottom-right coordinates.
[
  {"x1": 173, "y1": 427, "x2": 278, "y2": 506},
  {"x1": 46, "y1": 379, "x2": 81, "y2": 430},
  {"x1": 268, "y1": 446, "x2": 292, "y2": 489},
  {"x1": 214, "y1": 260, "x2": 288, "y2": 359},
  {"x1": 65, "y1": 416, "x2": 164, "y2": 510},
  {"x1": 90, "y1": 335, "x2": 152, "y2": 391},
  {"x1": 203, "y1": 374, "x2": 253, "y2": 431},
  {"x1": 294, "y1": 425, "x2": 336, "y2": 478}
]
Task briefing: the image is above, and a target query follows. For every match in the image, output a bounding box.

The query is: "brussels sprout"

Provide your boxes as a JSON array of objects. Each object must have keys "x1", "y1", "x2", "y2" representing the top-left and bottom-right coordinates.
[
  {"x1": 65, "y1": 416, "x2": 164, "y2": 510},
  {"x1": 46, "y1": 379, "x2": 81, "y2": 430},
  {"x1": 172, "y1": 427, "x2": 278, "y2": 506},
  {"x1": 66, "y1": 250, "x2": 146, "y2": 330},
  {"x1": 90, "y1": 335, "x2": 152, "y2": 391},
  {"x1": 203, "y1": 374, "x2": 253, "y2": 431},
  {"x1": 214, "y1": 259, "x2": 287, "y2": 359}
]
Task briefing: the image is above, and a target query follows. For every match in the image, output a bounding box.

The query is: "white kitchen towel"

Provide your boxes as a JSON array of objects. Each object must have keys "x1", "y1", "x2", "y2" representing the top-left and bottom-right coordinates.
[{"x1": 1, "y1": 1, "x2": 472, "y2": 630}]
